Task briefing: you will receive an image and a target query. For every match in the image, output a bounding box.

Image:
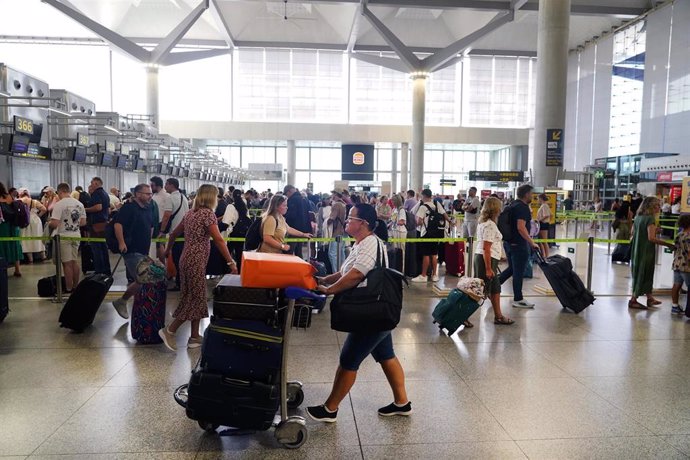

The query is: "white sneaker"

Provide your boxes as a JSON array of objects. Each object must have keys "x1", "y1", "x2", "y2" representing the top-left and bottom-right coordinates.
[
  {"x1": 187, "y1": 337, "x2": 203, "y2": 349},
  {"x1": 411, "y1": 275, "x2": 428, "y2": 283},
  {"x1": 159, "y1": 327, "x2": 177, "y2": 352},
  {"x1": 112, "y1": 298, "x2": 129, "y2": 319},
  {"x1": 431, "y1": 275, "x2": 440, "y2": 282},
  {"x1": 512, "y1": 300, "x2": 535, "y2": 309}
]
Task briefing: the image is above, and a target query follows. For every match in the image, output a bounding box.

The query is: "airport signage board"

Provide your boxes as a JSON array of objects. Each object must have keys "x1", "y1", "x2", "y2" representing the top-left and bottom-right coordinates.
[
  {"x1": 13, "y1": 116, "x2": 34, "y2": 135},
  {"x1": 546, "y1": 128, "x2": 564, "y2": 167},
  {"x1": 469, "y1": 171, "x2": 524, "y2": 182}
]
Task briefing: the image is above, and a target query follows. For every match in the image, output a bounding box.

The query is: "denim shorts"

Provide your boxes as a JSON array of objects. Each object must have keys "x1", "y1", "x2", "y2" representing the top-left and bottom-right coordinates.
[
  {"x1": 123, "y1": 252, "x2": 145, "y2": 284},
  {"x1": 339, "y1": 331, "x2": 395, "y2": 371},
  {"x1": 673, "y1": 270, "x2": 690, "y2": 286}
]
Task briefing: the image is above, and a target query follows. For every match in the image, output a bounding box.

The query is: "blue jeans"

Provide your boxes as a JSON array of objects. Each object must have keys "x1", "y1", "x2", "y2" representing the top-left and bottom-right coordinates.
[
  {"x1": 328, "y1": 241, "x2": 345, "y2": 273},
  {"x1": 91, "y1": 242, "x2": 111, "y2": 275},
  {"x1": 340, "y1": 331, "x2": 395, "y2": 371},
  {"x1": 499, "y1": 241, "x2": 529, "y2": 301}
]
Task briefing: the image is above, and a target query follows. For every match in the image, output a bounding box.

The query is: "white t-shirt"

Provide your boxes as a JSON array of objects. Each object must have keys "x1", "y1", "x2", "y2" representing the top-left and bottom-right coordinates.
[
  {"x1": 537, "y1": 203, "x2": 552, "y2": 223},
  {"x1": 168, "y1": 190, "x2": 189, "y2": 232},
  {"x1": 672, "y1": 203, "x2": 681, "y2": 214},
  {"x1": 152, "y1": 190, "x2": 172, "y2": 223},
  {"x1": 416, "y1": 200, "x2": 446, "y2": 237},
  {"x1": 50, "y1": 197, "x2": 86, "y2": 237},
  {"x1": 475, "y1": 220, "x2": 503, "y2": 260},
  {"x1": 340, "y1": 234, "x2": 388, "y2": 288},
  {"x1": 463, "y1": 196, "x2": 481, "y2": 222}
]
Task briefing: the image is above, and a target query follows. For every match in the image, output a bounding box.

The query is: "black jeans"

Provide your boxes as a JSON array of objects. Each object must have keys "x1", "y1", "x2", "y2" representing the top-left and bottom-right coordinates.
[
  {"x1": 499, "y1": 241, "x2": 529, "y2": 301},
  {"x1": 91, "y1": 242, "x2": 111, "y2": 276},
  {"x1": 172, "y1": 241, "x2": 184, "y2": 286}
]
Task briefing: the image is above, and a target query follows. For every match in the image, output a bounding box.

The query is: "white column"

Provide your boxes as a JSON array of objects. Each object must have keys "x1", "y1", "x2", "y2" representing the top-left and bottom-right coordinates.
[
  {"x1": 532, "y1": 0, "x2": 570, "y2": 187},
  {"x1": 287, "y1": 140, "x2": 296, "y2": 186},
  {"x1": 509, "y1": 145, "x2": 522, "y2": 171},
  {"x1": 401, "y1": 142, "x2": 409, "y2": 192},
  {"x1": 410, "y1": 74, "x2": 427, "y2": 192},
  {"x1": 391, "y1": 146, "x2": 398, "y2": 194},
  {"x1": 146, "y1": 65, "x2": 159, "y2": 128}
]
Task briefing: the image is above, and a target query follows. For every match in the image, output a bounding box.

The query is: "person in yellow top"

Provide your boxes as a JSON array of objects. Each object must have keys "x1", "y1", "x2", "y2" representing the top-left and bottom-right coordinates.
[{"x1": 258, "y1": 194, "x2": 312, "y2": 254}]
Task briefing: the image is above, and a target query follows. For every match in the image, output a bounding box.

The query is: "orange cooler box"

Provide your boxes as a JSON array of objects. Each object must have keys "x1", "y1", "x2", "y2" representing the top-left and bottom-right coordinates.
[{"x1": 241, "y1": 252, "x2": 317, "y2": 290}]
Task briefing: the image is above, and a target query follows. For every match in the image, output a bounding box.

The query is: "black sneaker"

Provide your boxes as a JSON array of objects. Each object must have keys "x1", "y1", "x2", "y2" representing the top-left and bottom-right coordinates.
[
  {"x1": 378, "y1": 401, "x2": 413, "y2": 417},
  {"x1": 306, "y1": 405, "x2": 338, "y2": 423}
]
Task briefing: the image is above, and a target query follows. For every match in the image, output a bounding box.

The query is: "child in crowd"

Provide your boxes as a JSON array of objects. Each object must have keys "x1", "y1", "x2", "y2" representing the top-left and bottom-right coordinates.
[{"x1": 670, "y1": 214, "x2": 690, "y2": 314}]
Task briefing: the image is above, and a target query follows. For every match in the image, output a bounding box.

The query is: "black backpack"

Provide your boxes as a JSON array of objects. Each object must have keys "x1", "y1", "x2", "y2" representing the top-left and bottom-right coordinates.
[
  {"x1": 422, "y1": 203, "x2": 445, "y2": 237},
  {"x1": 498, "y1": 202, "x2": 516, "y2": 241},
  {"x1": 230, "y1": 213, "x2": 252, "y2": 238},
  {"x1": 105, "y1": 216, "x2": 120, "y2": 253},
  {"x1": 405, "y1": 210, "x2": 417, "y2": 234},
  {"x1": 244, "y1": 216, "x2": 277, "y2": 251}
]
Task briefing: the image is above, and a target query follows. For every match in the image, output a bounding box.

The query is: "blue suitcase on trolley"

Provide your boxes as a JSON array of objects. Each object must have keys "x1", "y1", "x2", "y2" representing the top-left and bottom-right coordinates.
[{"x1": 200, "y1": 316, "x2": 284, "y2": 384}]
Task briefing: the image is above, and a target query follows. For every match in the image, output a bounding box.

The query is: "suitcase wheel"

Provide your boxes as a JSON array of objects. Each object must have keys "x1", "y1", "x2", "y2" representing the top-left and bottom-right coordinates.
[
  {"x1": 286, "y1": 382, "x2": 304, "y2": 409},
  {"x1": 198, "y1": 420, "x2": 220, "y2": 432}
]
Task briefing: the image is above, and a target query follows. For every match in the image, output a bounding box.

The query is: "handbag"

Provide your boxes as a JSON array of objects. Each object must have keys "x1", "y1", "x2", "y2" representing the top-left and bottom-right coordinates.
[{"x1": 330, "y1": 240, "x2": 408, "y2": 333}]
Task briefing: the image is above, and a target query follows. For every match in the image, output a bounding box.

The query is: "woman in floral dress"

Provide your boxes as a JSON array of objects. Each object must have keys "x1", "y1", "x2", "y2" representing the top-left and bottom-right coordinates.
[{"x1": 159, "y1": 184, "x2": 237, "y2": 351}]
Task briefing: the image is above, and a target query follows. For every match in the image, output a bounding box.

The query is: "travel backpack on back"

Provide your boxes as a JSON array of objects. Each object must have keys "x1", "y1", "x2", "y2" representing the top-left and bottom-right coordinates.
[
  {"x1": 498, "y1": 203, "x2": 516, "y2": 241},
  {"x1": 12, "y1": 200, "x2": 30, "y2": 229},
  {"x1": 230, "y1": 212, "x2": 252, "y2": 238},
  {"x1": 243, "y1": 216, "x2": 277, "y2": 251},
  {"x1": 405, "y1": 210, "x2": 417, "y2": 234},
  {"x1": 422, "y1": 203, "x2": 445, "y2": 238}
]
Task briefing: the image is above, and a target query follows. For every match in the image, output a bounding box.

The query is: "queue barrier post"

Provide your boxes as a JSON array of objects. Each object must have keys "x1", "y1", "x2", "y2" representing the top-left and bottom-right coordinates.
[
  {"x1": 587, "y1": 236, "x2": 594, "y2": 292},
  {"x1": 336, "y1": 235, "x2": 342, "y2": 271},
  {"x1": 53, "y1": 234, "x2": 63, "y2": 304},
  {"x1": 575, "y1": 217, "x2": 579, "y2": 238},
  {"x1": 607, "y1": 218, "x2": 613, "y2": 255},
  {"x1": 466, "y1": 236, "x2": 474, "y2": 278}
]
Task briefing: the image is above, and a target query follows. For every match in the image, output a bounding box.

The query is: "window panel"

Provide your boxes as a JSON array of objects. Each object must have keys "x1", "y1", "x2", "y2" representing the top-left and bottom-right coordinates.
[
  {"x1": 296, "y1": 148, "x2": 310, "y2": 169},
  {"x1": 310, "y1": 147, "x2": 340, "y2": 171},
  {"x1": 351, "y1": 54, "x2": 412, "y2": 124},
  {"x1": 111, "y1": 52, "x2": 146, "y2": 115},
  {"x1": 376, "y1": 148, "x2": 393, "y2": 172}
]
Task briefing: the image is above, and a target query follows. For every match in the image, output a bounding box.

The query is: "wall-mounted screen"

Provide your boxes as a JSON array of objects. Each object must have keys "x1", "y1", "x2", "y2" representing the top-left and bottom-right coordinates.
[
  {"x1": 72, "y1": 146, "x2": 87, "y2": 163},
  {"x1": 10, "y1": 135, "x2": 30, "y2": 154},
  {"x1": 101, "y1": 152, "x2": 115, "y2": 167},
  {"x1": 116, "y1": 155, "x2": 128, "y2": 169}
]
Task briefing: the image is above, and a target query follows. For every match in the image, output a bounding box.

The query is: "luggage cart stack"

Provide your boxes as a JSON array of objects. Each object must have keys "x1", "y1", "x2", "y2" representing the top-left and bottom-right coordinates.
[{"x1": 174, "y1": 275, "x2": 325, "y2": 449}]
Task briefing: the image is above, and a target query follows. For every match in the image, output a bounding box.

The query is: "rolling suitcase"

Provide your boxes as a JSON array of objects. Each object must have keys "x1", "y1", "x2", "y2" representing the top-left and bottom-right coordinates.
[
  {"x1": 404, "y1": 241, "x2": 419, "y2": 277},
  {"x1": 59, "y1": 257, "x2": 121, "y2": 332},
  {"x1": 611, "y1": 243, "x2": 631, "y2": 264},
  {"x1": 212, "y1": 275, "x2": 280, "y2": 323},
  {"x1": 37, "y1": 275, "x2": 67, "y2": 297},
  {"x1": 201, "y1": 316, "x2": 283, "y2": 384},
  {"x1": 432, "y1": 288, "x2": 480, "y2": 336},
  {"x1": 444, "y1": 241, "x2": 465, "y2": 276},
  {"x1": 316, "y1": 243, "x2": 333, "y2": 274},
  {"x1": 535, "y1": 251, "x2": 594, "y2": 313},
  {"x1": 387, "y1": 247, "x2": 403, "y2": 273},
  {"x1": 184, "y1": 370, "x2": 280, "y2": 431},
  {"x1": 206, "y1": 244, "x2": 229, "y2": 277},
  {"x1": 131, "y1": 281, "x2": 166, "y2": 344},
  {"x1": 0, "y1": 257, "x2": 8, "y2": 323},
  {"x1": 80, "y1": 243, "x2": 94, "y2": 274}
]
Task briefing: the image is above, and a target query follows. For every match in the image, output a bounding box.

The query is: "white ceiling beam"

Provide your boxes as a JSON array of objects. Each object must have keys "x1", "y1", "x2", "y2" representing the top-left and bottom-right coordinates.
[
  {"x1": 208, "y1": 0, "x2": 236, "y2": 50},
  {"x1": 40, "y1": 0, "x2": 151, "y2": 62},
  {"x1": 350, "y1": 53, "x2": 410, "y2": 73},
  {"x1": 347, "y1": 1, "x2": 365, "y2": 53},
  {"x1": 150, "y1": 0, "x2": 210, "y2": 64},
  {"x1": 423, "y1": 10, "x2": 512, "y2": 72},
  {"x1": 161, "y1": 48, "x2": 231, "y2": 66},
  {"x1": 361, "y1": 3, "x2": 420, "y2": 71}
]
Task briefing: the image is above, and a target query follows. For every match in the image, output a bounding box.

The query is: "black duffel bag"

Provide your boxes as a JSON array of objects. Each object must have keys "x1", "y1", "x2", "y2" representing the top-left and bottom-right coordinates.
[{"x1": 330, "y1": 240, "x2": 407, "y2": 333}]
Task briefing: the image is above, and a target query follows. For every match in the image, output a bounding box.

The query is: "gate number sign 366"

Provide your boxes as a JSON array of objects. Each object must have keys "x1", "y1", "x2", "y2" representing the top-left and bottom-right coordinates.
[{"x1": 14, "y1": 116, "x2": 34, "y2": 135}]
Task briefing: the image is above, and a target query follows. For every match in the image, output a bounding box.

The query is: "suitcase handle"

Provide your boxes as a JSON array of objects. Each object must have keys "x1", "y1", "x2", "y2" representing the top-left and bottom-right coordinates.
[{"x1": 533, "y1": 247, "x2": 546, "y2": 265}]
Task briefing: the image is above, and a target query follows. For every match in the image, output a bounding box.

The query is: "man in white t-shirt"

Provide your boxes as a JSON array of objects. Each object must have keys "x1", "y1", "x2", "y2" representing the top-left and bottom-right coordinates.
[
  {"x1": 462, "y1": 187, "x2": 481, "y2": 238},
  {"x1": 411, "y1": 189, "x2": 451, "y2": 283},
  {"x1": 150, "y1": 176, "x2": 173, "y2": 261},
  {"x1": 109, "y1": 187, "x2": 122, "y2": 211},
  {"x1": 49, "y1": 183, "x2": 86, "y2": 292},
  {"x1": 165, "y1": 178, "x2": 189, "y2": 290}
]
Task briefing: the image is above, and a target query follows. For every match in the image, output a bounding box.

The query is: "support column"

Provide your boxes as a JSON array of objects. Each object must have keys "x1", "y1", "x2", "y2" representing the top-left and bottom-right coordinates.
[
  {"x1": 509, "y1": 145, "x2": 521, "y2": 171},
  {"x1": 410, "y1": 74, "x2": 427, "y2": 193},
  {"x1": 146, "y1": 65, "x2": 160, "y2": 128},
  {"x1": 391, "y1": 146, "x2": 398, "y2": 194},
  {"x1": 286, "y1": 140, "x2": 296, "y2": 186},
  {"x1": 532, "y1": 0, "x2": 570, "y2": 187},
  {"x1": 401, "y1": 142, "x2": 409, "y2": 192}
]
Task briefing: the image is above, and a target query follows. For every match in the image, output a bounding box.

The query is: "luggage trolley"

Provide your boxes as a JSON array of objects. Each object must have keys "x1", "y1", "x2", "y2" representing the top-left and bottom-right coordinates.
[{"x1": 174, "y1": 286, "x2": 325, "y2": 449}]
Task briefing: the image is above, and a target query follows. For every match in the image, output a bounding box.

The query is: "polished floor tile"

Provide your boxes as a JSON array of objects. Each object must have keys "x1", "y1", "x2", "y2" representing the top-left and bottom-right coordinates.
[
  {"x1": 361, "y1": 441, "x2": 526, "y2": 459},
  {"x1": 662, "y1": 435, "x2": 690, "y2": 457},
  {"x1": 29, "y1": 454, "x2": 197, "y2": 460},
  {"x1": 516, "y1": 436, "x2": 687, "y2": 459}
]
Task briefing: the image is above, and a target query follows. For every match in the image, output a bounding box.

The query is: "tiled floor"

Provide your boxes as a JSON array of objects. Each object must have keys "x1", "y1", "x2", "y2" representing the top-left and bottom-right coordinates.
[{"x1": 1, "y1": 253, "x2": 689, "y2": 459}]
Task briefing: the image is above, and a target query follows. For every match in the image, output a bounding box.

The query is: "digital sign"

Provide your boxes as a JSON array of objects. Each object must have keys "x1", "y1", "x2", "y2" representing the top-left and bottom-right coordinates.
[
  {"x1": 105, "y1": 141, "x2": 116, "y2": 153},
  {"x1": 77, "y1": 133, "x2": 89, "y2": 146},
  {"x1": 468, "y1": 171, "x2": 525, "y2": 182},
  {"x1": 546, "y1": 128, "x2": 564, "y2": 167},
  {"x1": 14, "y1": 116, "x2": 34, "y2": 135}
]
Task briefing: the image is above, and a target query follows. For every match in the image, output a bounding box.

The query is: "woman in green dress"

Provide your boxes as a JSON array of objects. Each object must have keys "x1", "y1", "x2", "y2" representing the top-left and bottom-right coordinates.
[
  {"x1": 0, "y1": 182, "x2": 23, "y2": 277},
  {"x1": 629, "y1": 196, "x2": 674, "y2": 309}
]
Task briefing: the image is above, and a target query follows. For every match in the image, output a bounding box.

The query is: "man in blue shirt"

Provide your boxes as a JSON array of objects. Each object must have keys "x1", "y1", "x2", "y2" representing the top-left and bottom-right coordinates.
[
  {"x1": 85, "y1": 177, "x2": 111, "y2": 275},
  {"x1": 499, "y1": 184, "x2": 540, "y2": 309},
  {"x1": 111, "y1": 183, "x2": 154, "y2": 320}
]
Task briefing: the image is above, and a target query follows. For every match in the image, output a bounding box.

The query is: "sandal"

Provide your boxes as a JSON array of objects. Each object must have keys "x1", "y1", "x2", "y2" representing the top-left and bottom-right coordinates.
[
  {"x1": 628, "y1": 300, "x2": 647, "y2": 310},
  {"x1": 463, "y1": 320, "x2": 474, "y2": 328},
  {"x1": 647, "y1": 299, "x2": 662, "y2": 306},
  {"x1": 494, "y1": 316, "x2": 515, "y2": 325}
]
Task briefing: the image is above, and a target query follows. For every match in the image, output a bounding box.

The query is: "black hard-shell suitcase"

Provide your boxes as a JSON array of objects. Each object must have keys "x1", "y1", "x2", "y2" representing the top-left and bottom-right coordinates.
[
  {"x1": 535, "y1": 251, "x2": 594, "y2": 313},
  {"x1": 80, "y1": 243, "x2": 94, "y2": 274},
  {"x1": 37, "y1": 275, "x2": 66, "y2": 297},
  {"x1": 185, "y1": 370, "x2": 280, "y2": 431},
  {"x1": 387, "y1": 247, "x2": 403, "y2": 273},
  {"x1": 404, "y1": 241, "x2": 419, "y2": 277},
  {"x1": 212, "y1": 274, "x2": 281, "y2": 322},
  {"x1": 611, "y1": 243, "x2": 631, "y2": 264},
  {"x1": 201, "y1": 316, "x2": 283, "y2": 384},
  {"x1": 59, "y1": 257, "x2": 120, "y2": 331},
  {"x1": 0, "y1": 257, "x2": 8, "y2": 323}
]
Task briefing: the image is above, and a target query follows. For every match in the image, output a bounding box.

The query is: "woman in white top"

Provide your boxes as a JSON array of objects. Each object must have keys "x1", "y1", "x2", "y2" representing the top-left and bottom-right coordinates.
[
  {"x1": 536, "y1": 193, "x2": 552, "y2": 258},
  {"x1": 17, "y1": 188, "x2": 47, "y2": 262},
  {"x1": 390, "y1": 194, "x2": 407, "y2": 249},
  {"x1": 475, "y1": 197, "x2": 514, "y2": 325}
]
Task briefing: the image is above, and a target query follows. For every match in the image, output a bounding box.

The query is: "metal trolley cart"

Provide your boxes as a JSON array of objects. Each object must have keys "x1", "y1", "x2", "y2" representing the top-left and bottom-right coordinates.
[{"x1": 174, "y1": 286, "x2": 325, "y2": 449}]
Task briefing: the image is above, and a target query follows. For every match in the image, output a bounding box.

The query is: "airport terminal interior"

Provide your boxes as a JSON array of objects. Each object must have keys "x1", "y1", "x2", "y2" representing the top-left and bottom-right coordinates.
[{"x1": 1, "y1": 0, "x2": 690, "y2": 458}]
